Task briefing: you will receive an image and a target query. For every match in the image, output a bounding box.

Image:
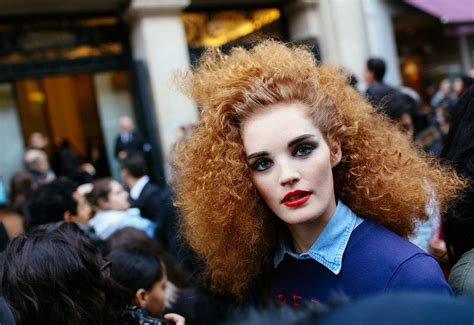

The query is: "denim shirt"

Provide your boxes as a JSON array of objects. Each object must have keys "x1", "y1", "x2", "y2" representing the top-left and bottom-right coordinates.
[{"x1": 273, "y1": 200, "x2": 364, "y2": 275}]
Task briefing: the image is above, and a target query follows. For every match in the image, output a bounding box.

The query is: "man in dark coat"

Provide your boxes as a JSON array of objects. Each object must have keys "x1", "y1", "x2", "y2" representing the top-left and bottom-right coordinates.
[
  {"x1": 364, "y1": 58, "x2": 411, "y2": 121},
  {"x1": 120, "y1": 154, "x2": 176, "y2": 252},
  {"x1": 114, "y1": 116, "x2": 151, "y2": 161}
]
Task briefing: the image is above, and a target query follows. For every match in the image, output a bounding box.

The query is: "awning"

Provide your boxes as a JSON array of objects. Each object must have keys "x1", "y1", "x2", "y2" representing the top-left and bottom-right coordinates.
[{"x1": 405, "y1": 0, "x2": 474, "y2": 24}]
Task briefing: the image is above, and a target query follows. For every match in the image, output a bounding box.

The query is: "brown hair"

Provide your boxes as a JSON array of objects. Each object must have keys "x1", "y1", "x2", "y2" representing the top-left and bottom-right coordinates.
[
  {"x1": 86, "y1": 178, "x2": 113, "y2": 209},
  {"x1": 173, "y1": 41, "x2": 465, "y2": 297}
]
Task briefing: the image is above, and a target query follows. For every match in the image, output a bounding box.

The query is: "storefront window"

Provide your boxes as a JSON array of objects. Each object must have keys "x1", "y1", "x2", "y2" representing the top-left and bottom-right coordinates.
[{"x1": 181, "y1": 8, "x2": 283, "y2": 48}]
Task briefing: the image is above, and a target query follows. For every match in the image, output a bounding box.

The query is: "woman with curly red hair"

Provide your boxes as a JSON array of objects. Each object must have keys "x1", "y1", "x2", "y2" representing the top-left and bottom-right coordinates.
[{"x1": 173, "y1": 41, "x2": 466, "y2": 306}]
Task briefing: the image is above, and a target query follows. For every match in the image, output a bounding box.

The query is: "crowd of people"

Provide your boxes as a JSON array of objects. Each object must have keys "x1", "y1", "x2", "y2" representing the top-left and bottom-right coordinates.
[{"x1": 0, "y1": 40, "x2": 473, "y2": 324}]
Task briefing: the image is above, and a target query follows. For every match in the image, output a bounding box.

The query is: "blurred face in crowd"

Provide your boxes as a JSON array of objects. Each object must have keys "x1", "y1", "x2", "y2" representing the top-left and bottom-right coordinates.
[
  {"x1": 454, "y1": 78, "x2": 463, "y2": 96},
  {"x1": 119, "y1": 117, "x2": 134, "y2": 133},
  {"x1": 100, "y1": 180, "x2": 130, "y2": 211},
  {"x1": 241, "y1": 103, "x2": 341, "y2": 229},
  {"x1": 364, "y1": 67, "x2": 375, "y2": 85},
  {"x1": 439, "y1": 79, "x2": 451, "y2": 95},
  {"x1": 29, "y1": 132, "x2": 48, "y2": 149},
  {"x1": 136, "y1": 266, "x2": 168, "y2": 317},
  {"x1": 71, "y1": 189, "x2": 93, "y2": 224}
]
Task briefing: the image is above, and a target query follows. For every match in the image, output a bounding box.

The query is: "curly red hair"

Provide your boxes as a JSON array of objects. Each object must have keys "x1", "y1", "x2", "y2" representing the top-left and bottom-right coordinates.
[{"x1": 173, "y1": 41, "x2": 465, "y2": 297}]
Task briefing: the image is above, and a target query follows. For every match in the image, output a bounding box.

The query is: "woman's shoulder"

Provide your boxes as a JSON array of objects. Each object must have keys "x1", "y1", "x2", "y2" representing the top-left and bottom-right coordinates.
[
  {"x1": 350, "y1": 220, "x2": 450, "y2": 293},
  {"x1": 350, "y1": 219, "x2": 426, "y2": 258},
  {"x1": 348, "y1": 220, "x2": 441, "y2": 274}
]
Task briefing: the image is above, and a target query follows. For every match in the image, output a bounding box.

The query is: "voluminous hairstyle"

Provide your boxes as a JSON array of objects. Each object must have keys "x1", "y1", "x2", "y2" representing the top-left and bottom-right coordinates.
[{"x1": 173, "y1": 41, "x2": 465, "y2": 297}]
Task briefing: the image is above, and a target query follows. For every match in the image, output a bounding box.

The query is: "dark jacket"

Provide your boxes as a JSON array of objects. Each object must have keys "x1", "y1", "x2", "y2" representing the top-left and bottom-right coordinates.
[
  {"x1": 366, "y1": 82, "x2": 411, "y2": 120},
  {"x1": 114, "y1": 131, "x2": 148, "y2": 159}
]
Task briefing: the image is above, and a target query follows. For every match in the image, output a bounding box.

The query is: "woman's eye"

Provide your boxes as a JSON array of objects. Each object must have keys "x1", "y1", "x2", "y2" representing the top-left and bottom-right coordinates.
[
  {"x1": 252, "y1": 158, "x2": 273, "y2": 171},
  {"x1": 295, "y1": 144, "x2": 315, "y2": 157}
]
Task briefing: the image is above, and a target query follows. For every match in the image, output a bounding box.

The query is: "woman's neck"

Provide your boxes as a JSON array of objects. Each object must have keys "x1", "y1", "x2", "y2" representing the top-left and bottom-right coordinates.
[
  {"x1": 287, "y1": 220, "x2": 328, "y2": 254},
  {"x1": 287, "y1": 200, "x2": 337, "y2": 254}
]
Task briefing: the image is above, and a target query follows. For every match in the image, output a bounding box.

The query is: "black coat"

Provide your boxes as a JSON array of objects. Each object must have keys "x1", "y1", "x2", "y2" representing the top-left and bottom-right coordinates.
[
  {"x1": 114, "y1": 131, "x2": 148, "y2": 159},
  {"x1": 130, "y1": 182, "x2": 177, "y2": 252}
]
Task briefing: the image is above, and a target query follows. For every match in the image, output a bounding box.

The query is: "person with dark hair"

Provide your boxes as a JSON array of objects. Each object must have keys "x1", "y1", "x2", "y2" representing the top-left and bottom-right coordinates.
[
  {"x1": 440, "y1": 86, "x2": 474, "y2": 295},
  {"x1": 365, "y1": 57, "x2": 412, "y2": 123},
  {"x1": 106, "y1": 227, "x2": 235, "y2": 324},
  {"x1": 106, "y1": 245, "x2": 185, "y2": 324},
  {"x1": 121, "y1": 154, "x2": 179, "y2": 252},
  {"x1": 453, "y1": 75, "x2": 474, "y2": 100},
  {"x1": 25, "y1": 179, "x2": 92, "y2": 230},
  {"x1": 86, "y1": 178, "x2": 156, "y2": 240},
  {"x1": 121, "y1": 154, "x2": 159, "y2": 222},
  {"x1": 0, "y1": 222, "x2": 127, "y2": 324}
]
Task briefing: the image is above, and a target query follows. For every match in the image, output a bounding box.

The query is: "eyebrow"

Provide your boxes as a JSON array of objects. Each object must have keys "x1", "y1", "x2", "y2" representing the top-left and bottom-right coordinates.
[
  {"x1": 246, "y1": 134, "x2": 316, "y2": 160},
  {"x1": 288, "y1": 134, "x2": 315, "y2": 147},
  {"x1": 247, "y1": 151, "x2": 268, "y2": 160}
]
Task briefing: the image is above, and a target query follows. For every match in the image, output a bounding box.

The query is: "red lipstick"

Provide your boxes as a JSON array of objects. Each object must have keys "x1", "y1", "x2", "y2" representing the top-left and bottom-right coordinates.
[{"x1": 282, "y1": 190, "x2": 312, "y2": 208}]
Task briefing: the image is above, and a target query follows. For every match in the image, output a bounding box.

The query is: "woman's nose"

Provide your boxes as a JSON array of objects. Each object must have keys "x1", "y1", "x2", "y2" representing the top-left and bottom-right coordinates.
[{"x1": 279, "y1": 164, "x2": 301, "y2": 186}]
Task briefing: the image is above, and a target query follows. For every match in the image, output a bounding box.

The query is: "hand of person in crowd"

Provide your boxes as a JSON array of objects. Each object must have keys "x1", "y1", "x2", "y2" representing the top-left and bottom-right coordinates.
[
  {"x1": 428, "y1": 238, "x2": 449, "y2": 264},
  {"x1": 164, "y1": 313, "x2": 185, "y2": 325}
]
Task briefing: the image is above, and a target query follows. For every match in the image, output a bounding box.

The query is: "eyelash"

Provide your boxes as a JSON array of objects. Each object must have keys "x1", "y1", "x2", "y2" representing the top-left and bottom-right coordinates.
[
  {"x1": 250, "y1": 143, "x2": 317, "y2": 172},
  {"x1": 294, "y1": 144, "x2": 315, "y2": 157}
]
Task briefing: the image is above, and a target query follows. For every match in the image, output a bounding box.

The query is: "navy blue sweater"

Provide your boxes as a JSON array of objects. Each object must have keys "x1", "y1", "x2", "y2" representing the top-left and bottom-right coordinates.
[{"x1": 271, "y1": 220, "x2": 452, "y2": 307}]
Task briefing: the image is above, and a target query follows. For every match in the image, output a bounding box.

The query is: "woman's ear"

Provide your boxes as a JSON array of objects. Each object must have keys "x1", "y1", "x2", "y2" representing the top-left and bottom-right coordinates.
[
  {"x1": 330, "y1": 141, "x2": 342, "y2": 168},
  {"x1": 134, "y1": 288, "x2": 148, "y2": 309}
]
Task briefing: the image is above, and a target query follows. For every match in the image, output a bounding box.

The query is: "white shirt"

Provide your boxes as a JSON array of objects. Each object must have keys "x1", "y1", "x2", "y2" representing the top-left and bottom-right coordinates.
[{"x1": 129, "y1": 175, "x2": 150, "y2": 200}]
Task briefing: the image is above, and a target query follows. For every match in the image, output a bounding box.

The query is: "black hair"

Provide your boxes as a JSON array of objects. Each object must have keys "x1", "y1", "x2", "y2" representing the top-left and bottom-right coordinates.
[
  {"x1": 121, "y1": 153, "x2": 148, "y2": 178},
  {"x1": 106, "y1": 245, "x2": 165, "y2": 304},
  {"x1": 440, "y1": 86, "x2": 474, "y2": 265},
  {"x1": 0, "y1": 222, "x2": 127, "y2": 324},
  {"x1": 367, "y1": 58, "x2": 386, "y2": 81},
  {"x1": 26, "y1": 179, "x2": 77, "y2": 230},
  {"x1": 104, "y1": 227, "x2": 192, "y2": 288}
]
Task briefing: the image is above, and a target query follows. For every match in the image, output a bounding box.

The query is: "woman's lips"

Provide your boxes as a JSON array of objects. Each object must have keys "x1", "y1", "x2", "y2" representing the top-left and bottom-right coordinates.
[{"x1": 282, "y1": 190, "x2": 312, "y2": 208}]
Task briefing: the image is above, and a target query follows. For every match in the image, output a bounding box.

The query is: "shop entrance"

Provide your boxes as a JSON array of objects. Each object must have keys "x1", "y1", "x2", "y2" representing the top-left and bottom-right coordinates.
[{"x1": 15, "y1": 73, "x2": 110, "y2": 178}]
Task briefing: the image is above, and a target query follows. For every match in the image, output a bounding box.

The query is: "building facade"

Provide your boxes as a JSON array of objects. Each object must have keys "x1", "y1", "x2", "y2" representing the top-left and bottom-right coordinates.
[{"x1": 0, "y1": 0, "x2": 471, "y2": 191}]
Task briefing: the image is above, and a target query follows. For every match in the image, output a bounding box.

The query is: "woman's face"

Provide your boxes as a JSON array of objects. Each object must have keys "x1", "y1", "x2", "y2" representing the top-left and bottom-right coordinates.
[
  {"x1": 103, "y1": 181, "x2": 130, "y2": 211},
  {"x1": 241, "y1": 102, "x2": 340, "y2": 226}
]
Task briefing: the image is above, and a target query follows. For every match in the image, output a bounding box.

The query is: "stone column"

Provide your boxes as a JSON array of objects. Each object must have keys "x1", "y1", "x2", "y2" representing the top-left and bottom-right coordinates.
[
  {"x1": 361, "y1": 0, "x2": 401, "y2": 86},
  {"x1": 126, "y1": 0, "x2": 198, "y2": 180}
]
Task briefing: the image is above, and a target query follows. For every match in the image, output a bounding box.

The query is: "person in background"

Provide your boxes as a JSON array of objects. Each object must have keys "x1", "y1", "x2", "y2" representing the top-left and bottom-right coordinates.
[
  {"x1": 121, "y1": 154, "x2": 178, "y2": 252},
  {"x1": 86, "y1": 178, "x2": 156, "y2": 240},
  {"x1": 453, "y1": 75, "x2": 473, "y2": 101},
  {"x1": 440, "y1": 87, "x2": 474, "y2": 296},
  {"x1": 0, "y1": 172, "x2": 34, "y2": 248},
  {"x1": 114, "y1": 116, "x2": 151, "y2": 161},
  {"x1": 23, "y1": 179, "x2": 101, "y2": 249},
  {"x1": 107, "y1": 244, "x2": 185, "y2": 325},
  {"x1": 0, "y1": 222, "x2": 127, "y2": 324},
  {"x1": 24, "y1": 149, "x2": 55, "y2": 186},
  {"x1": 365, "y1": 58, "x2": 410, "y2": 119},
  {"x1": 431, "y1": 79, "x2": 453, "y2": 109},
  {"x1": 25, "y1": 179, "x2": 92, "y2": 229}
]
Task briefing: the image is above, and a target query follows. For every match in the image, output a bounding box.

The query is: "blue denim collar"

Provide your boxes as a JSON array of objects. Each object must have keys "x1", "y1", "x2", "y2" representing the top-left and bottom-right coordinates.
[{"x1": 273, "y1": 200, "x2": 364, "y2": 275}]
